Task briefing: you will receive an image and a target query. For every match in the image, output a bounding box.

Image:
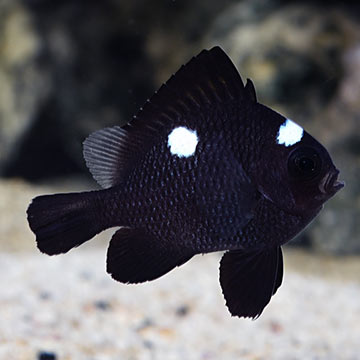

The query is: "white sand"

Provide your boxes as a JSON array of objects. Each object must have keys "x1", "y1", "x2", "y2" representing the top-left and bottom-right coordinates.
[{"x1": 0, "y1": 249, "x2": 359, "y2": 360}]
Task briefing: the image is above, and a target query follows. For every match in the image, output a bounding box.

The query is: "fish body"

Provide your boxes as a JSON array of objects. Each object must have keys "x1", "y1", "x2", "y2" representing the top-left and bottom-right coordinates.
[{"x1": 27, "y1": 47, "x2": 343, "y2": 318}]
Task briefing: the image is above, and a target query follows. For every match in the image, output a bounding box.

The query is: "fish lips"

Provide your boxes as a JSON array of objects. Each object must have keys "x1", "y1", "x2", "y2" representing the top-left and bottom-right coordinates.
[{"x1": 319, "y1": 169, "x2": 345, "y2": 195}]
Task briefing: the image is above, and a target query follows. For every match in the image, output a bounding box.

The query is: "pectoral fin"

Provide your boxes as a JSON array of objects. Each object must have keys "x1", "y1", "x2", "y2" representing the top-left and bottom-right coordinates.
[
  {"x1": 107, "y1": 228, "x2": 194, "y2": 284},
  {"x1": 219, "y1": 247, "x2": 283, "y2": 319}
]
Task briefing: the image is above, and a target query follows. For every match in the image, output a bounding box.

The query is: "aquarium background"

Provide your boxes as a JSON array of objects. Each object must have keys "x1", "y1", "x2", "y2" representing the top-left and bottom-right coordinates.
[{"x1": 0, "y1": 0, "x2": 359, "y2": 359}]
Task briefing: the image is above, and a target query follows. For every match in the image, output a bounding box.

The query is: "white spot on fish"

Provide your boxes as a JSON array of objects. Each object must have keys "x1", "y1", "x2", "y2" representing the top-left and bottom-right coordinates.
[
  {"x1": 167, "y1": 126, "x2": 198, "y2": 157},
  {"x1": 276, "y1": 118, "x2": 304, "y2": 147}
]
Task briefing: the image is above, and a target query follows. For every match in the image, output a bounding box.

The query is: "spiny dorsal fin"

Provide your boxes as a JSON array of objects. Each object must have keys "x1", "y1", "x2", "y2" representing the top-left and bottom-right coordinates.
[
  {"x1": 245, "y1": 78, "x2": 257, "y2": 103},
  {"x1": 83, "y1": 46, "x2": 256, "y2": 188}
]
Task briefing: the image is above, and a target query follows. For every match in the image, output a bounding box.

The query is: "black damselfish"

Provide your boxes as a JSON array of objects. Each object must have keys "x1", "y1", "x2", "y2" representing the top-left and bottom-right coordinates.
[{"x1": 27, "y1": 47, "x2": 344, "y2": 319}]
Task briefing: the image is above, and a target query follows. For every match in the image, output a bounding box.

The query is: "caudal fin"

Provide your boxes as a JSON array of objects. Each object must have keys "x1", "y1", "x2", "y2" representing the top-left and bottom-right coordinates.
[{"x1": 27, "y1": 191, "x2": 104, "y2": 255}]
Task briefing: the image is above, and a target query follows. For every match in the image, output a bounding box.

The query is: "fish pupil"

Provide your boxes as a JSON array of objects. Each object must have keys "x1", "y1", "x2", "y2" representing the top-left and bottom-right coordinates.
[
  {"x1": 296, "y1": 157, "x2": 315, "y2": 173},
  {"x1": 288, "y1": 147, "x2": 321, "y2": 180}
]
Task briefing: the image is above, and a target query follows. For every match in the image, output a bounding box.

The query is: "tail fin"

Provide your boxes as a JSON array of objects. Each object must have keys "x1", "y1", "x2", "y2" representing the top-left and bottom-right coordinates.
[{"x1": 27, "y1": 191, "x2": 104, "y2": 255}]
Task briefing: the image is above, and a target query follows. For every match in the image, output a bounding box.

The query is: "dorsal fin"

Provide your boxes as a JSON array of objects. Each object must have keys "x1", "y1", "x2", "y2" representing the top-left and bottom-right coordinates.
[
  {"x1": 245, "y1": 78, "x2": 257, "y2": 103},
  {"x1": 140, "y1": 46, "x2": 248, "y2": 116},
  {"x1": 83, "y1": 46, "x2": 255, "y2": 188}
]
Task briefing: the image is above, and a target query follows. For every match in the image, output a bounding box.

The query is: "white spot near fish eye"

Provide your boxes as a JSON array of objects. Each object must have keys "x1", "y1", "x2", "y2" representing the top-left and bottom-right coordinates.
[
  {"x1": 276, "y1": 118, "x2": 304, "y2": 147},
  {"x1": 167, "y1": 126, "x2": 198, "y2": 157}
]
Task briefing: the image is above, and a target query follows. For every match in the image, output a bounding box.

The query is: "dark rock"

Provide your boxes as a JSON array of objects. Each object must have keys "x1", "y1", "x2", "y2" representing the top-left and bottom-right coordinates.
[
  {"x1": 3, "y1": 0, "x2": 237, "y2": 180},
  {"x1": 10, "y1": 1, "x2": 155, "y2": 179},
  {"x1": 38, "y1": 291, "x2": 52, "y2": 300},
  {"x1": 175, "y1": 304, "x2": 190, "y2": 317},
  {"x1": 135, "y1": 317, "x2": 154, "y2": 332},
  {"x1": 0, "y1": 0, "x2": 49, "y2": 176},
  {"x1": 2, "y1": 0, "x2": 359, "y2": 254},
  {"x1": 37, "y1": 351, "x2": 57, "y2": 360},
  {"x1": 143, "y1": 339, "x2": 154, "y2": 350},
  {"x1": 309, "y1": 131, "x2": 360, "y2": 255},
  {"x1": 306, "y1": 45, "x2": 360, "y2": 254},
  {"x1": 94, "y1": 299, "x2": 111, "y2": 311},
  {"x1": 206, "y1": 1, "x2": 351, "y2": 121}
]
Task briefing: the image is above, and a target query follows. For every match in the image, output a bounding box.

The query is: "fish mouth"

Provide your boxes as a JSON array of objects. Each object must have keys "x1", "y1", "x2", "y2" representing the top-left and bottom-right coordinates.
[{"x1": 319, "y1": 169, "x2": 345, "y2": 195}]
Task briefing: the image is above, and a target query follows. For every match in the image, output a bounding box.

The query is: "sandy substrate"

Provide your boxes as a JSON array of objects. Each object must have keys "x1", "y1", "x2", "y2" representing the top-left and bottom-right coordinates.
[
  {"x1": 1, "y1": 179, "x2": 360, "y2": 359},
  {"x1": 1, "y1": 249, "x2": 360, "y2": 360}
]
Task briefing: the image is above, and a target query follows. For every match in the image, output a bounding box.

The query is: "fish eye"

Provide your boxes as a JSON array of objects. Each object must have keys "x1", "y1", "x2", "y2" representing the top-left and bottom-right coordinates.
[{"x1": 288, "y1": 147, "x2": 322, "y2": 180}]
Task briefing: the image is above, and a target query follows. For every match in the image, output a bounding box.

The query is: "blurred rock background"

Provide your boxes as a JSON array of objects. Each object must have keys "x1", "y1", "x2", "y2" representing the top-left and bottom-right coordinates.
[
  {"x1": 0, "y1": 1, "x2": 360, "y2": 358},
  {"x1": 1, "y1": 0, "x2": 358, "y2": 254}
]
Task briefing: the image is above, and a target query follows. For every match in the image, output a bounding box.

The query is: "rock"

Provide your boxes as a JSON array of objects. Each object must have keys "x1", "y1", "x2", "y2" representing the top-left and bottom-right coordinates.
[
  {"x1": 206, "y1": 1, "x2": 360, "y2": 254},
  {"x1": 206, "y1": 1, "x2": 358, "y2": 121},
  {"x1": 175, "y1": 304, "x2": 190, "y2": 317},
  {"x1": 8, "y1": 1, "x2": 156, "y2": 178},
  {"x1": 94, "y1": 300, "x2": 112, "y2": 311},
  {"x1": 2, "y1": 0, "x2": 240, "y2": 179},
  {"x1": 303, "y1": 45, "x2": 360, "y2": 254},
  {"x1": 37, "y1": 352, "x2": 57, "y2": 360},
  {"x1": 1, "y1": 0, "x2": 359, "y2": 253},
  {"x1": 308, "y1": 47, "x2": 360, "y2": 254},
  {"x1": 0, "y1": 0, "x2": 49, "y2": 175}
]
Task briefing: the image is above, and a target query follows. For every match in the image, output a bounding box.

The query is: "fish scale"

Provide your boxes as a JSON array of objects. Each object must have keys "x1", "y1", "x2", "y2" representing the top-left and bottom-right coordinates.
[{"x1": 27, "y1": 46, "x2": 343, "y2": 319}]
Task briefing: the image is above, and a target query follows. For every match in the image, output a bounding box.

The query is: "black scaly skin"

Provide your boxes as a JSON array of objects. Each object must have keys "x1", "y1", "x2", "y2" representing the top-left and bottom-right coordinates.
[
  {"x1": 104, "y1": 102, "x2": 258, "y2": 251},
  {"x1": 27, "y1": 46, "x2": 344, "y2": 319},
  {"x1": 99, "y1": 101, "x2": 315, "y2": 252}
]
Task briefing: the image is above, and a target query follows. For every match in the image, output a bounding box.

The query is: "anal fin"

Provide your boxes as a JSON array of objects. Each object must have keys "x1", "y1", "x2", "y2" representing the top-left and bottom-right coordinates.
[
  {"x1": 219, "y1": 247, "x2": 283, "y2": 319},
  {"x1": 107, "y1": 228, "x2": 194, "y2": 284}
]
